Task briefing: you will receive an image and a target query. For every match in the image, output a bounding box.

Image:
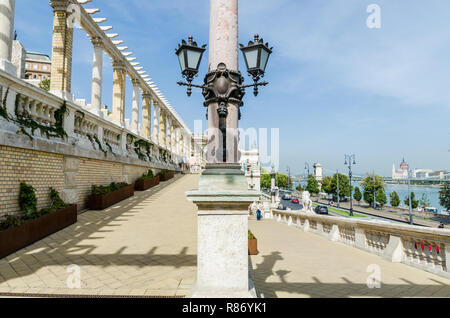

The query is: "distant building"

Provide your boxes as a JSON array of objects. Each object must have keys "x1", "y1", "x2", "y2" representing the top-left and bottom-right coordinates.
[
  {"x1": 313, "y1": 163, "x2": 323, "y2": 182},
  {"x1": 25, "y1": 51, "x2": 51, "y2": 82},
  {"x1": 392, "y1": 158, "x2": 409, "y2": 180},
  {"x1": 412, "y1": 169, "x2": 433, "y2": 179},
  {"x1": 239, "y1": 149, "x2": 260, "y2": 191}
]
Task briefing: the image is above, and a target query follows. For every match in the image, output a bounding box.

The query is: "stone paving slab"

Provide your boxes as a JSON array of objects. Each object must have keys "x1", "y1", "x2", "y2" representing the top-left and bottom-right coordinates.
[
  {"x1": 0, "y1": 174, "x2": 199, "y2": 297},
  {"x1": 249, "y1": 217, "x2": 450, "y2": 298}
]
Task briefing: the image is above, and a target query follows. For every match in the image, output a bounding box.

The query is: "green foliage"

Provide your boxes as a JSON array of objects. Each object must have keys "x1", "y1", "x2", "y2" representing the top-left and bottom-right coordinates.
[
  {"x1": 439, "y1": 182, "x2": 450, "y2": 210},
  {"x1": 260, "y1": 174, "x2": 271, "y2": 189},
  {"x1": 330, "y1": 173, "x2": 351, "y2": 199},
  {"x1": 12, "y1": 94, "x2": 68, "y2": 140},
  {"x1": 321, "y1": 176, "x2": 333, "y2": 194},
  {"x1": 305, "y1": 174, "x2": 320, "y2": 194},
  {"x1": 419, "y1": 193, "x2": 431, "y2": 208},
  {"x1": 361, "y1": 173, "x2": 386, "y2": 206},
  {"x1": 158, "y1": 169, "x2": 170, "y2": 176},
  {"x1": 248, "y1": 230, "x2": 256, "y2": 240},
  {"x1": 135, "y1": 139, "x2": 153, "y2": 162},
  {"x1": 389, "y1": 191, "x2": 400, "y2": 207},
  {"x1": 376, "y1": 189, "x2": 387, "y2": 208},
  {"x1": 92, "y1": 182, "x2": 129, "y2": 196},
  {"x1": 404, "y1": 192, "x2": 419, "y2": 209},
  {"x1": 354, "y1": 186, "x2": 362, "y2": 202},
  {"x1": 1, "y1": 187, "x2": 68, "y2": 231},
  {"x1": 276, "y1": 173, "x2": 289, "y2": 189},
  {"x1": 19, "y1": 182, "x2": 37, "y2": 218},
  {"x1": 0, "y1": 87, "x2": 9, "y2": 120},
  {"x1": 296, "y1": 184, "x2": 303, "y2": 191},
  {"x1": 38, "y1": 79, "x2": 50, "y2": 91},
  {"x1": 138, "y1": 169, "x2": 155, "y2": 181}
]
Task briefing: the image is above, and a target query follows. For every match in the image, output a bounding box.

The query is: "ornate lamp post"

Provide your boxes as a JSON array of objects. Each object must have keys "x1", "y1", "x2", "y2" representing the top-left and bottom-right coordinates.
[
  {"x1": 176, "y1": 35, "x2": 272, "y2": 163},
  {"x1": 345, "y1": 154, "x2": 356, "y2": 217}
]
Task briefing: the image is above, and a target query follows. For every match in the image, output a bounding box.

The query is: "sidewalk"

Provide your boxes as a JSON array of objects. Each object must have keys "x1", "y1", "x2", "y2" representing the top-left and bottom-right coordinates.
[{"x1": 0, "y1": 174, "x2": 200, "y2": 297}]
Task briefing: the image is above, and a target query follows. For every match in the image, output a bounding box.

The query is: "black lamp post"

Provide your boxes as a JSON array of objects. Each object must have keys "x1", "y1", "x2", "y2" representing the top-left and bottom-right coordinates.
[
  {"x1": 175, "y1": 35, "x2": 273, "y2": 162},
  {"x1": 345, "y1": 154, "x2": 356, "y2": 217}
]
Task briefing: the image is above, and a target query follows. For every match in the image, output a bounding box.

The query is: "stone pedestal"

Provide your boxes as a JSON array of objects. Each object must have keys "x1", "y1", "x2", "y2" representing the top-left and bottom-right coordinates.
[{"x1": 186, "y1": 164, "x2": 260, "y2": 298}]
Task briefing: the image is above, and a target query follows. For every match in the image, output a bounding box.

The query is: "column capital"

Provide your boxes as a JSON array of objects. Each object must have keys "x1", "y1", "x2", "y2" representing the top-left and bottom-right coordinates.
[
  {"x1": 142, "y1": 92, "x2": 152, "y2": 99},
  {"x1": 131, "y1": 78, "x2": 140, "y2": 86},
  {"x1": 90, "y1": 36, "x2": 104, "y2": 48},
  {"x1": 112, "y1": 60, "x2": 126, "y2": 70},
  {"x1": 49, "y1": 0, "x2": 71, "y2": 12}
]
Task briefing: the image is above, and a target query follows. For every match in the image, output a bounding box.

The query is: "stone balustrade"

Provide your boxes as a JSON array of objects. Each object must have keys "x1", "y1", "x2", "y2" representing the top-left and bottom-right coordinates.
[
  {"x1": 270, "y1": 209, "x2": 450, "y2": 279},
  {"x1": 0, "y1": 69, "x2": 181, "y2": 168}
]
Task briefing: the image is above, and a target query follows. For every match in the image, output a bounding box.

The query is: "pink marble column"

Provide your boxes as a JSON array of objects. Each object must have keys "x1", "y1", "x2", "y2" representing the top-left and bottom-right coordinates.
[{"x1": 207, "y1": 0, "x2": 240, "y2": 163}]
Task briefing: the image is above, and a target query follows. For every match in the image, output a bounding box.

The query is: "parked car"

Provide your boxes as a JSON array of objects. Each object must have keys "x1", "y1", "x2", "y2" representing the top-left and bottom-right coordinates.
[
  {"x1": 282, "y1": 194, "x2": 291, "y2": 200},
  {"x1": 314, "y1": 205, "x2": 329, "y2": 215},
  {"x1": 291, "y1": 198, "x2": 299, "y2": 204}
]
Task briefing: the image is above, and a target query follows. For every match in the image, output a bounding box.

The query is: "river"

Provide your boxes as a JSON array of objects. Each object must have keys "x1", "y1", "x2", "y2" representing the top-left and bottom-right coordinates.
[{"x1": 294, "y1": 181, "x2": 445, "y2": 212}]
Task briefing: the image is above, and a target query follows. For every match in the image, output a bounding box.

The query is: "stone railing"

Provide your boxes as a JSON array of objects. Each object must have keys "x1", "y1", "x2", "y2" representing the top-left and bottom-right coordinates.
[
  {"x1": 0, "y1": 69, "x2": 181, "y2": 170},
  {"x1": 270, "y1": 209, "x2": 450, "y2": 279}
]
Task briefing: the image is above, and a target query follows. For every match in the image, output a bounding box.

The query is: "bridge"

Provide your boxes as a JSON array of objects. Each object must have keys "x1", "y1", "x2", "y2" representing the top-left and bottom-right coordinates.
[{"x1": 0, "y1": 0, "x2": 449, "y2": 299}]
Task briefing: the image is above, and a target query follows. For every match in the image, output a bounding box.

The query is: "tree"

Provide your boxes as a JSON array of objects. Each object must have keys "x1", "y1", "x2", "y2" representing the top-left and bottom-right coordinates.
[
  {"x1": 354, "y1": 186, "x2": 362, "y2": 203},
  {"x1": 439, "y1": 182, "x2": 450, "y2": 211},
  {"x1": 39, "y1": 79, "x2": 50, "y2": 91},
  {"x1": 361, "y1": 173, "x2": 386, "y2": 206},
  {"x1": 260, "y1": 174, "x2": 271, "y2": 189},
  {"x1": 296, "y1": 184, "x2": 303, "y2": 191},
  {"x1": 376, "y1": 189, "x2": 387, "y2": 208},
  {"x1": 305, "y1": 174, "x2": 320, "y2": 195},
  {"x1": 419, "y1": 193, "x2": 431, "y2": 208},
  {"x1": 330, "y1": 173, "x2": 351, "y2": 199},
  {"x1": 321, "y1": 176, "x2": 333, "y2": 195},
  {"x1": 389, "y1": 191, "x2": 400, "y2": 207},
  {"x1": 404, "y1": 192, "x2": 419, "y2": 209},
  {"x1": 276, "y1": 173, "x2": 289, "y2": 189}
]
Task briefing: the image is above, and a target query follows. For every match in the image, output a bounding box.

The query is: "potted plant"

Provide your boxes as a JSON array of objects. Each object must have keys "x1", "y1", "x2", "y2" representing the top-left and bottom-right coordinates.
[
  {"x1": 248, "y1": 230, "x2": 258, "y2": 255},
  {"x1": 158, "y1": 169, "x2": 175, "y2": 181},
  {"x1": 88, "y1": 181, "x2": 134, "y2": 210},
  {"x1": 135, "y1": 169, "x2": 160, "y2": 191},
  {"x1": 0, "y1": 184, "x2": 77, "y2": 259}
]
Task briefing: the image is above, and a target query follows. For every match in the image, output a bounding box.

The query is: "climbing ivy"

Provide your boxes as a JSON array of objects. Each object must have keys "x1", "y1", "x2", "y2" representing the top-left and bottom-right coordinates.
[{"x1": 0, "y1": 88, "x2": 68, "y2": 140}]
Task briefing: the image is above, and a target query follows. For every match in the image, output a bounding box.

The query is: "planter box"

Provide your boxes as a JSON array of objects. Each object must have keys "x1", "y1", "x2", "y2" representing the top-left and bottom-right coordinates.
[
  {"x1": 0, "y1": 205, "x2": 77, "y2": 259},
  {"x1": 248, "y1": 238, "x2": 258, "y2": 255},
  {"x1": 88, "y1": 184, "x2": 134, "y2": 210},
  {"x1": 159, "y1": 171, "x2": 175, "y2": 181},
  {"x1": 135, "y1": 176, "x2": 160, "y2": 191}
]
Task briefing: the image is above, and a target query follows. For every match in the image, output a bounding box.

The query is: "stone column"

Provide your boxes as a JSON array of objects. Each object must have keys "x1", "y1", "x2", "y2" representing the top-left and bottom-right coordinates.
[
  {"x1": 166, "y1": 117, "x2": 172, "y2": 151},
  {"x1": 207, "y1": 0, "x2": 239, "y2": 163},
  {"x1": 171, "y1": 123, "x2": 176, "y2": 154},
  {"x1": 159, "y1": 108, "x2": 166, "y2": 147},
  {"x1": 90, "y1": 36, "x2": 103, "y2": 114},
  {"x1": 131, "y1": 79, "x2": 140, "y2": 133},
  {"x1": 49, "y1": 0, "x2": 74, "y2": 100},
  {"x1": 152, "y1": 100, "x2": 160, "y2": 145},
  {"x1": 141, "y1": 92, "x2": 152, "y2": 138},
  {"x1": 111, "y1": 60, "x2": 126, "y2": 126},
  {"x1": 0, "y1": 0, "x2": 17, "y2": 75}
]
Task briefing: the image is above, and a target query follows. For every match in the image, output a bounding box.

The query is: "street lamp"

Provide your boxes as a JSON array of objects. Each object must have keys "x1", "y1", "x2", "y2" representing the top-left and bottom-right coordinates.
[
  {"x1": 286, "y1": 166, "x2": 291, "y2": 191},
  {"x1": 305, "y1": 162, "x2": 310, "y2": 177},
  {"x1": 240, "y1": 34, "x2": 273, "y2": 96},
  {"x1": 175, "y1": 34, "x2": 273, "y2": 162},
  {"x1": 175, "y1": 36, "x2": 207, "y2": 96},
  {"x1": 345, "y1": 154, "x2": 356, "y2": 217}
]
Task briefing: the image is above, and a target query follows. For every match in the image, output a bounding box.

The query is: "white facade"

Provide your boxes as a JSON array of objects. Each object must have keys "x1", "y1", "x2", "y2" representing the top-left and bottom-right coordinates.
[
  {"x1": 313, "y1": 163, "x2": 323, "y2": 182},
  {"x1": 392, "y1": 158, "x2": 409, "y2": 180},
  {"x1": 239, "y1": 149, "x2": 260, "y2": 191}
]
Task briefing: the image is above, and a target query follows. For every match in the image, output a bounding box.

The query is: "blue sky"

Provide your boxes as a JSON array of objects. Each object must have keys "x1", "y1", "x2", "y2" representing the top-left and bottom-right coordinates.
[{"x1": 14, "y1": 0, "x2": 450, "y2": 176}]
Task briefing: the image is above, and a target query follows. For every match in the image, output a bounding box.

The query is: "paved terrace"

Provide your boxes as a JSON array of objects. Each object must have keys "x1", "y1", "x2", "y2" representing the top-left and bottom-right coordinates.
[{"x1": 0, "y1": 174, "x2": 449, "y2": 298}]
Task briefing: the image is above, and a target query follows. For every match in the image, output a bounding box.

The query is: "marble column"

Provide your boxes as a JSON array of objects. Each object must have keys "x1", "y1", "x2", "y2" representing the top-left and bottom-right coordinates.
[
  {"x1": 49, "y1": 0, "x2": 73, "y2": 100},
  {"x1": 0, "y1": 0, "x2": 16, "y2": 75},
  {"x1": 159, "y1": 109, "x2": 166, "y2": 147},
  {"x1": 152, "y1": 100, "x2": 160, "y2": 145},
  {"x1": 186, "y1": 0, "x2": 259, "y2": 298},
  {"x1": 90, "y1": 36, "x2": 103, "y2": 114},
  {"x1": 171, "y1": 123, "x2": 176, "y2": 154},
  {"x1": 131, "y1": 79, "x2": 140, "y2": 133},
  {"x1": 141, "y1": 92, "x2": 152, "y2": 138},
  {"x1": 111, "y1": 60, "x2": 126, "y2": 126},
  {"x1": 166, "y1": 117, "x2": 172, "y2": 152}
]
